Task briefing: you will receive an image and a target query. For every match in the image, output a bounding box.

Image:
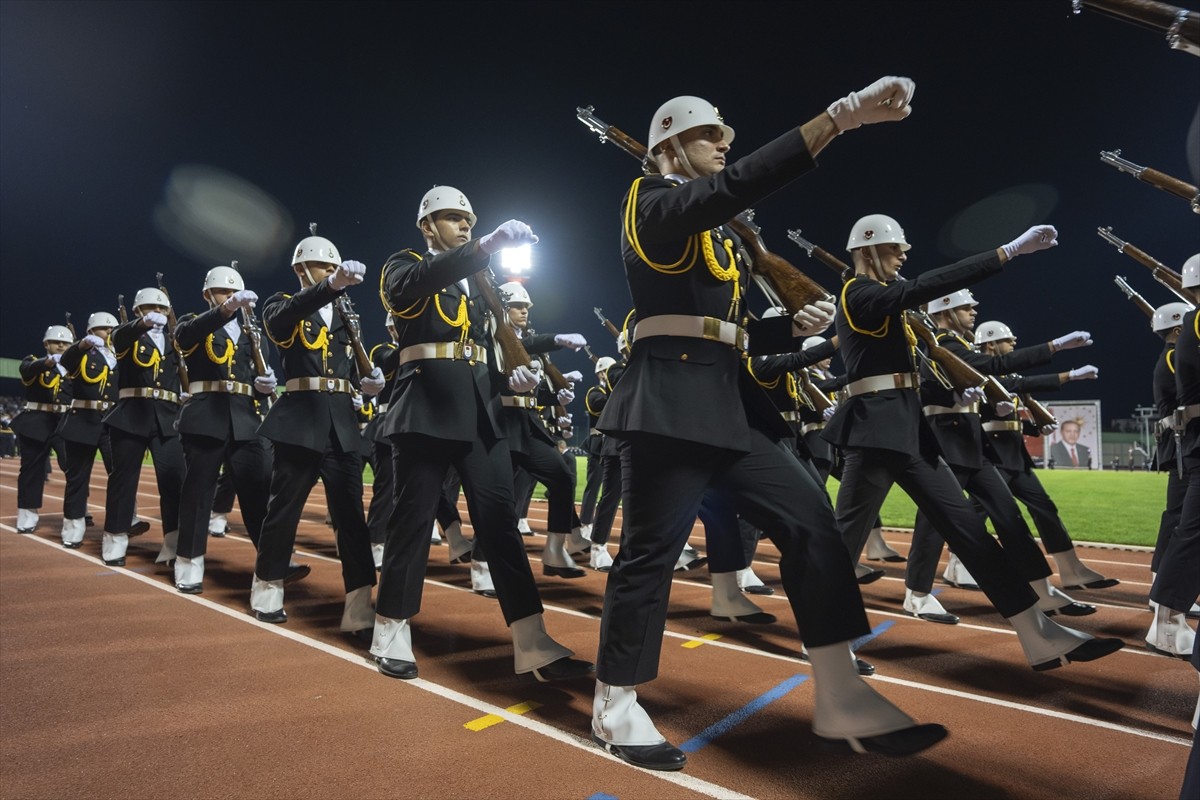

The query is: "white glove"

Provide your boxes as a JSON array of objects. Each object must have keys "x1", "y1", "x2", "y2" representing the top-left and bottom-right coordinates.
[
  {"x1": 254, "y1": 368, "x2": 277, "y2": 395},
  {"x1": 328, "y1": 260, "x2": 367, "y2": 291},
  {"x1": 822, "y1": 404, "x2": 838, "y2": 421},
  {"x1": 508, "y1": 365, "x2": 539, "y2": 393},
  {"x1": 352, "y1": 393, "x2": 364, "y2": 411},
  {"x1": 556, "y1": 415, "x2": 572, "y2": 429},
  {"x1": 792, "y1": 300, "x2": 836, "y2": 335},
  {"x1": 955, "y1": 386, "x2": 986, "y2": 406},
  {"x1": 81, "y1": 334, "x2": 105, "y2": 350},
  {"x1": 478, "y1": 220, "x2": 539, "y2": 254},
  {"x1": 1041, "y1": 422, "x2": 1059, "y2": 435},
  {"x1": 1052, "y1": 331, "x2": 1093, "y2": 351},
  {"x1": 1000, "y1": 225, "x2": 1058, "y2": 260},
  {"x1": 556, "y1": 387, "x2": 575, "y2": 405},
  {"x1": 994, "y1": 399, "x2": 1016, "y2": 417},
  {"x1": 144, "y1": 311, "x2": 168, "y2": 330},
  {"x1": 826, "y1": 76, "x2": 916, "y2": 133},
  {"x1": 554, "y1": 333, "x2": 587, "y2": 351},
  {"x1": 1068, "y1": 364, "x2": 1099, "y2": 380},
  {"x1": 44, "y1": 352, "x2": 62, "y2": 364},
  {"x1": 360, "y1": 366, "x2": 385, "y2": 396},
  {"x1": 562, "y1": 370, "x2": 583, "y2": 384},
  {"x1": 223, "y1": 290, "x2": 258, "y2": 312},
  {"x1": 179, "y1": 392, "x2": 192, "y2": 404}
]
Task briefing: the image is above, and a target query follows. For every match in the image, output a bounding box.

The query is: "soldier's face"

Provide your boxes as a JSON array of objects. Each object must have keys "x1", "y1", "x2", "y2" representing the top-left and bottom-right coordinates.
[
  {"x1": 507, "y1": 304, "x2": 529, "y2": 329},
  {"x1": 991, "y1": 338, "x2": 1015, "y2": 355},
  {"x1": 426, "y1": 211, "x2": 473, "y2": 248},
  {"x1": 672, "y1": 125, "x2": 729, "y2": 177},
  {"x1": 207, "y1": 288, "x2": 236, "y2": 308},
  {"x1": 295, "y1": 260, "x2": 337, "y2": 286},
  {"x1": 858, "y1": 243, "x2": 906, "y2": 281},
  {"x1": 136, "y1": 304, "x2": 169, "y2": 317},
  {"x1": 953, "y1": 306, "x2": 977, "y2": 332},
  {"x1": 44, "y1": 341, "x2": 70, "y2": 355},
  {"x1": 89, "y1": 327, "x2": 113, "y2": 342}
]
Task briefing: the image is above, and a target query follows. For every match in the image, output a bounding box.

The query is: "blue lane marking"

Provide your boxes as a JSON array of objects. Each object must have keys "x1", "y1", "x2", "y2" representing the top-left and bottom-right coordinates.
[
  {"x1": 678, "y1": 673, "x2": 809, "y2": 753},
  {"x1": 587, "y1": 794, "x2": 618, "y2": 800},
  {"x1": 850, "y1": 620, "x2": 895, "y2": 651}
]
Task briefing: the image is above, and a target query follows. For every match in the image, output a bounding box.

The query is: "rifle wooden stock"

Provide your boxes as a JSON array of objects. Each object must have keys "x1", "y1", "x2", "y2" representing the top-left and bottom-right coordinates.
[
  {"x1": 333, "y1": 295, "x2": 375, "y2": 378},
  {"x1": 117, "y1": 295, "x2": 129, "y2": 325},
  {"x1": 64, "y1": 313, "x2": 76, "y2": 340},
  {"x1": 1074, "y1": 0, "x2": 1200, "y2": 54},
  {"x1": 798, "y1": 369, "x2": 833, "y2": 413},
  {"x1": 904, "y1": 312, "x2": 989, "y2": 394},
  {"x1": 582, "y1": 345, "x2": 599, "y2": 364},
  {"x1": 1100, "y1": 150, "x2": 1199, "y2": 210},
  {"x1": 1098, "y1": 227, "x2": 1192, "y2": 302},
  {"x1": 474, "y1": 269, "x2": 532, "y2": 375},
  {"x1": 155, "y1": 273, "x2": 190, "y2": 392},
  {"x1": 1113, "y1": 276, "x2": 1157, "y2": 319},
  {"x1": 1020, "y1": 394, "x2": 1058, "y2": 430},
  {"x1": 787, "y1": 229, "x2": 855, "y2": 283},
  {"x1": 539, "y1": 351, "x2": 572, "y2": 423}
]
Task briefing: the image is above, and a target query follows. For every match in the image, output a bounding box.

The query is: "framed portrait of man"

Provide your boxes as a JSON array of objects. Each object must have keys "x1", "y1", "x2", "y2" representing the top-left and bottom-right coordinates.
[{"x1": 1045, "y1": 401, "x2": 1102, "y2": 470}]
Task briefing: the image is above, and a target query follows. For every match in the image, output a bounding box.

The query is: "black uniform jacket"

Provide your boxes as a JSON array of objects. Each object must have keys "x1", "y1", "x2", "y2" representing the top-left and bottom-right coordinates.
[
  {"x1": 378, "y1": 242, "x2": 505, "y2": 444},
  {"x1": 103, "y1": 318, "x2": 182, "y2": 438},
  {"x1": 821, "y1": 251, "x2": 1004, "y2": 457},
  {"x1": 498, "y1": 331, "x2": 563, "y2": 453},
  {"x1": 363, "y1": 341, "x2": 400, "y2": 445},
  {"x1": 983, "y1": 372, "x2": 1062, "y2": 473},
  {"x1": 748, "y1": 338, "x2": 837, "y2": 459},
  {"x1": 11, "y1": 354, "x2": 71, "y2": 440},
  {"x1": 1176, "y1": 309, "x2": 1199, "y2": 466},
  {"x1": 259, "y1": 280, "x2": 362, "y2": 453},
  {"x1": 57, "y1": 341, "x2": 117, "y2": 445},
  {"x1": 919, "y1": 330, "x2": 1053, "y2": 470},
  {"x1": 175, "y1": 306, "x2": 269, "y2": 442},
  {"x1": 598, "y1": 128, "x2": 816, "y2": 452}
]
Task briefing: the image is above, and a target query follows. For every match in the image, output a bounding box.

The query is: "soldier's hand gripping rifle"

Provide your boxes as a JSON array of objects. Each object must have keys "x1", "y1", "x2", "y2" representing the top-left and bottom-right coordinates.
[
  {"x1": 230, "y1": 261, "x2": 273, "y2": 409},
  {"x1": 1072, "y1": 0, "x2": 1200, "y2": 55},
  {"x1": 576, "y1": 105, "x2": 833, "y2": 312},
  {"x1": 117, "y1": 294, "x2": 129, "y2": 324},
  {"x1": 155, "y1": 272, "x2": 190, "y2": 392},
  {"x1": 1100, "y1": 150, "x2": 1199, "y2": 213},
  {"x1": 1097, "y1": 226, "x2": 1193, "y2": 302},
  {"x1": 1113, "y1": 275, "x2": 1157, "y2": 320}
]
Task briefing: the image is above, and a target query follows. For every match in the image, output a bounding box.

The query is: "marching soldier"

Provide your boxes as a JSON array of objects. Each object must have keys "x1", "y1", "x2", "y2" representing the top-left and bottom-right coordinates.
[
  {"x1": 371, "y1": 185, "x2": 591, "y2": 682},
  {"x1": 250, "y1": 230, "x2": 382, "y2": 640},
  {"x1": 12, "y1": 324, "x2": 74, "y2": 534},
  {"x1": 364, "y1": 317, "x2": 401, "y2": 569},
  {"x1": 581, "y1": 356, "x2": 622, "y2": 571},
  {"x1": 592, "y1": 83, "x2": 950, "y2": 771},
  {"x1": 102, "y1": 288, "x2": 185, "y2": 566},
  {"x1": 57, "y1": 312, "x2": 119, "y2": 547},
  {"x1": 172, "y1": 266, "x2": 275, "y2": 593},
  {"x1": 973, "y1": 319, "x2": 1119, "y2": 590}
]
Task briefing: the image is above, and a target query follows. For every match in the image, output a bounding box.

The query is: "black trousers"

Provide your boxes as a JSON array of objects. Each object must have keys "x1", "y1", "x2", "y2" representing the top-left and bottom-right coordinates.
[
  {"x1": 437, "y1": 468, "x2": 463, "y2": 529},
  {"x1": 997, "y1": 467, "x2": 1073, "y2": 554},
  {"x1": 1152, "y1": 468, "x2": 1187, "y2": 574},
  {"x1": 377, "y1": 432, "x2": 542, "y2": 625},
  {"x1": 255, "y1": 439, "x2": 375, "y2": 593},
  {"x1": 367, "y1": 440, "x2": 394, "y2": 546},
  {"x1": 103, "y1": 427, "x2": 183, "y2": 535},
  {"x1": 597, "y1": 428, "x2": 868, "y2": 686},
  {"x1": 835, "y1": 447, "x2": 1037, "y2": 618},
  {"x1": 511, "y1": 437, "x2": 575, "y2": 534},
  {"x1": 17, "y1": 432, "x2": 62, "y2": 509},
  {"x1": 178, "y1": 433, "x2": 270, "y2": 558},
  {"x1": 1150, "y1": 465, "x2": 1200, "y2": 612},
  {"x1": 909, "y1": 460, "x2": 1052, "y2": 592},
  {"x1": 62, "y1": 440, "x2": 101, "y2": 519},
  {"x1": 588, "y1": 455, "x2": 623, "y2": 546},
  {"x1": 580, "y1": 452, "x2": 602, "y2": 525},
  {"x1": 698, "y1": 489, "x2": 767, "y2": 572},
  {"x1": 211, "y1": 467, "x2": 236, "y2": 514}
]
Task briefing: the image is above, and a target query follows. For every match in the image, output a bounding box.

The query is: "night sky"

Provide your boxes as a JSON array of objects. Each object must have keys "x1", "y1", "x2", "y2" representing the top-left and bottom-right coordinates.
[{"x1": 2, "y1": 0, "x2": 1197, "y2": 424}]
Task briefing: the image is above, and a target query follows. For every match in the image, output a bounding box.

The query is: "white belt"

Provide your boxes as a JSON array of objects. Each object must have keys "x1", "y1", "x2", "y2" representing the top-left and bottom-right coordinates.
[
  {"x1": 70, "y1": 399, "x2": 112, "y2": 411},
  {"x1": 397, "y1": 341, "x2": 486, "y2": 366},
  {"x1": 780, "y1": 410, "x2": 802, "y2": 422},
  {"x1": 118, "y1": 388, "x2": 180, "y2": 404},
  {"x1": 501, "y1": 396, "x2": 538, "y2": 409},
  {"x1": 842, "y1": 372, "x2": 920, "y2": 399},
  {"x1": 23, "y1": 401, "x2": 68, "y2": 414},
  {"x1": 801, "y1": 422, "x2": 826, "y2": 435},
  {"x1": 189, "y1": 380, "x2": 254, "y2": 397},
  {"x1": 1157, "y1": 415, "x2": 1174, "y2": 436},
  {"x1": 982, "y1": 420, "x2": 1022, "y2": 433},
  {"x1": 285, "y1": 377, "x2": 356, "y2": 394},
  {"x1": 923, "y1": 402, "x2": 979, "y2": 417},
  {"x1": 633, "y1": 315, "x2": 749, "y2": 353}
]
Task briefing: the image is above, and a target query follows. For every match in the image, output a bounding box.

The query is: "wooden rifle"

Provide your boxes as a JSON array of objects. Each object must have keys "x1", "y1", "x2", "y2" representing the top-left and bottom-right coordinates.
[
  {"x1": 593, "y1": 306, "x2": 622, "y2": 341},
  {"x1": 582, "y1": 344, "x2": 599, "y2": 364},
  {"x1": 155, "y1": 272, "x2": 190, "y2": 392},
  {"x1": 1071, "y1": 0, "x2": 1200, "y2": 55},
  {"x1": 333, "y1": 294, "x2": 375, "y2": 379},
  {"x1": 797, "y1": 368, "x2": 834, "y2": 413},
  {"x1": 64, "y1": 312, "x2": 76, "y2": 340},
  {"x1": 117, "y1": 294, "x2": 129, "y2": 325},
  {"x1": 1101, "y1": 149, "x2": 1200, "y2": 213},
  {"x1": 576, "y1": 105, "x2": 833, "y2": 312},
  {"x1": 1097, "y1": 226, "x2": 1193, "y2": 302},
  {"x1": 229, "y1": 261, "x2": 273, "y2": 408},
  {"x1": 475, "y1": 267, "x2": 533, "y2": 375},
  {"x1": 1112, "y1": 275, "x2": 1157, "y2": 319},
  {"x1": 1019, "y1": 393, "x2": 1059, "y2": 432}
]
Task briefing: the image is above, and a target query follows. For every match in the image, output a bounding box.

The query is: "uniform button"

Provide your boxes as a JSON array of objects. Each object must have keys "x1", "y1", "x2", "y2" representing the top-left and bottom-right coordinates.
[
  {"x1": 414, "y1": 367, "x2": 422, "y2": 374},
  {"x1": 680, "y1": 354, "x2": 688, "y2": 361}
]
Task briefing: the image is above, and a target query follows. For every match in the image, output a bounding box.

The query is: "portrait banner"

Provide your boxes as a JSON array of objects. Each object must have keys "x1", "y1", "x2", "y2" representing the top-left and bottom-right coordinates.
[{"x1": 1044, "y1": 400, "x2": 1102, "y2": 470}]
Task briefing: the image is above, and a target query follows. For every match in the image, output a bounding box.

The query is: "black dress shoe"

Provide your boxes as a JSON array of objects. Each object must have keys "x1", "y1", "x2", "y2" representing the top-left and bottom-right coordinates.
[
  {"x1": 474, "y1": 589, "x2": 499, "y2": 599},
  {"x1": 942, "y1": 577, "x2": 980, "y2": 590},
  {"x1": 1045, "y1": 602, "x2": 1096, "y2": 617},
  {"x1": 912, "y1": 611, "x2": 960, "y2": 625},
  {"x1": 16, "y1": 527, "x2": 35, "y2": 534},
  {"x1": 543, "y1": 564, "x2": 586, "y2": 579},
  {"x1": 209, "y1": 528, "x2": 227, "y2": 539},
  {"x1": 1062, "y1": 577, "x2": 1120, "y2": 590},
  {"x1": 62, "y1": 541, "x2": 83, "y2": 550},
  {"x1": 177, "y1": 583, "x2": 203, "y2": 595},
  {"x1": 284, "y1": 564, "x2": 311, "y2": 584},
  {"x1": 530, "y1": 657, "x2": 596, "y2": 683},
  {"x1": 1145, "y1": 643, "x2": 1191, "y2": 660},
  {"x1": 675, "y1": 556, "x2": 709, "y2": 572},
  {"x1": 1031, "y1": 636, "x2": 1124, "y2": 672},
  {"x1": 254, "y1": 609, "x2": 287, "y2": 624},
  {"x1": 592, "y1": 736, "x2": 687, "y2": 771},
  {"x1": 103, "y1": 558, "x2": 126, "y2": 567},
  {"x1": 377, "y1": 657, "x2": 418, "y2": 679},
  {"x1": 128, "y1": 520, "x2": 150, "y2": 537},
  {"x1": 818, "y1": 723, "x2": 948, "y2": 756},
  {"x1": 449, "y1": 551, "x2": 473, "y2": 564},
  {"x1": 857, "y1": 568, "x2": 885, "y2": 585},
  {"x1": 345, "y1": 628, "x2": 373, "y2": 645},
  {"x1": 711, "y1": 611, "x2": 777, "y2": 625},
  {"x1": 85, "y1": 515, "x2": 95, "y2": 527},
  {"x1": 743, "y1": 584, "x2": 775, "y2": 596},
  {"x1": 855, "y1": 658, "x2": 876, "y2": 676}
]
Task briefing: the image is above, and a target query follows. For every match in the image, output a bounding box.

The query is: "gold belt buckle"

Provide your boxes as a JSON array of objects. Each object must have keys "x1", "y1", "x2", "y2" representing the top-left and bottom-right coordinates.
[{"x1": 701, "y1": 317, "x2": 722, "y2": 341}]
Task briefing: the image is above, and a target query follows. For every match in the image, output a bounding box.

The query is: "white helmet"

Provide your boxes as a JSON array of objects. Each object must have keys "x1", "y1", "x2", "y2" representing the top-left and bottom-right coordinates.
[
  {"x1": 930, "y1": 289, "x2": 978, "y2": 314},
  {"x1": 847, "y1": 214, "x2": 910, "y2": 252},
  {"x1": 975, "y1": 320, "x2": 1015, "y2": 344},
  {"x1": 133, "y1": 287, "x2": 171, "y2": 310},
  {"x1": 801, "y1": 336, "x2": 826, "y2": 351},
  {"x1": 1152, "y1": 302, "x2": 1195, "y2": 332},
  {"x1": 647, "y1": 96, "x2": 735, "y2": 155},
  {"x1": 595, "y1": 356, "x2": 617, "y2": 374},
  {"x1": 203, "y1": 265, "x2": 245, "y2": 293},
  {"x1": 292, "y1": 235, "x2": 341, "y2": 266},
  {"x1": 43, "y1": 325, "x2": 73, "y2": 344},
  {"x1": 499, "y1": 281, "x2": 532, "y2": 307},
  {"x1": 87, "y1": 311, "x2": 119, "y2": 332},
  {"x1": 416, "y1": 185, "x2": 476, "y2": 228},
  {"x1": 1183, "y1": 253, "x2": 1199, "y2": 289},
  {"x1": 616, "y1": 331, "x2": 628, "y2": 352}
]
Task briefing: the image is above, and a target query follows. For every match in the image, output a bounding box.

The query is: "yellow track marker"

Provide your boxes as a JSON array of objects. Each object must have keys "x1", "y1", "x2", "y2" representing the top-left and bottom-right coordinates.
[
  {"x1": 464, "y1": 700, "x2": 543, "y2": 731},
  {"x1": 682, "y1": 633, "x2": 723, "y2": 649}
]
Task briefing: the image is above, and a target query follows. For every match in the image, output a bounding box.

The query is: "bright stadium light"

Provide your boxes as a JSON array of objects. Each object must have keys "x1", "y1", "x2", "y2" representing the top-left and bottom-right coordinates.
[{"x1": 499, "y1": 243, "x2": 532, "y2": 275}]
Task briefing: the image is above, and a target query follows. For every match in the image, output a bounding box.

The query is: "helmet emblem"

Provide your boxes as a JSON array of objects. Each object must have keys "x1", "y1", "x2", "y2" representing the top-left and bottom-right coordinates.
[
  {"x1": 863, "y1": 229, "x2": 875, "y2": 240},
  {"x1": 294, "y1": 246, "x2": 303, "y2": 260},
  {"x1": 458, "y1": 195, "x2": 467, "y2": 207},
  {"x1": 421, "y1": 199, "x2": 429, "y2": 210},
  {"x1": 661, "y1": 116, "x2": 673, "y2": 131},
  {"x1": 713, "y1": 107, "x2": 723, "y2": 121}
]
